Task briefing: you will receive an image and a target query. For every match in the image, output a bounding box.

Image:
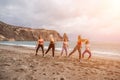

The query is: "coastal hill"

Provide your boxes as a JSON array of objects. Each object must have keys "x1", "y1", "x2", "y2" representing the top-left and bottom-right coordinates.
[{"x1": 0, "y1": 21, "x2": 62, "y2": 41}]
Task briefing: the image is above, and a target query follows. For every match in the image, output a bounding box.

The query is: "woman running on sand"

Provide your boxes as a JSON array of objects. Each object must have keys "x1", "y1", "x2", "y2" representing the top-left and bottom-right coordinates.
[
  {"x1": 82, "y1": 40, "x2": 91, "y2": 60},
  {"x1": 68, "y1": 35, "x2": 85, "y2": 62},
  {"x1": 45, "y1": 34, "x2": 55, "y2": 57},
  {"x1": 35, "y1": 35, "x2": 44, "y2": 56},
  {"x1": 61, "y1": 38, "x2": 69, "y2": 56}
]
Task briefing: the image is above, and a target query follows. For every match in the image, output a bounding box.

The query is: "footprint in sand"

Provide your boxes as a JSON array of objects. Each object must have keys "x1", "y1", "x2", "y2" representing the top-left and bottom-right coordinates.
[
  {"x1": 43, "y1": 73, "x2": 46, "y2": 76},
  {"x1": 2, "y1": 63, "x2": 11, "y2": 66},
  {"x1": 66, "y1": 66, "x2": 75, "y2": 71},
  {"x1": 53, "y1": 76, "x2": 65, "y2": 80},
  {"x1": 60, "y1": 77, "x2": 65, "y2": 80},
  {"x1": 14, "y1": 68, "x2": 25, "y2": 72},
  {"x1": 14, "y1": 65, "x2": 28, "y2": 72}
]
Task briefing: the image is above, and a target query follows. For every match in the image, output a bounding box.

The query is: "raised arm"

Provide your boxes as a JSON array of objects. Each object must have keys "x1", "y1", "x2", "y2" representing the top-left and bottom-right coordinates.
[
  {"x1": 81, "y1": 39, "x2": 87, "y2": 42},
  {"x1": 36, "y1": 40, "x2": 39, "y2": 49}
]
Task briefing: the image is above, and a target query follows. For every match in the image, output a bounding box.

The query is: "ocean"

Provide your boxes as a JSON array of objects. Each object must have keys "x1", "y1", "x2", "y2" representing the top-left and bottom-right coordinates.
[{"x1": 0, "y1": 41, "x2": 120, "y2": 58}]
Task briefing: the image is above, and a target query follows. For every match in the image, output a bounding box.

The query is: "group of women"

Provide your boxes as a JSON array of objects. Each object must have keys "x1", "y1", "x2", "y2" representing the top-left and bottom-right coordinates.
[{"x1": 35, "y1": 33, "x2": 91, "y2": 62}]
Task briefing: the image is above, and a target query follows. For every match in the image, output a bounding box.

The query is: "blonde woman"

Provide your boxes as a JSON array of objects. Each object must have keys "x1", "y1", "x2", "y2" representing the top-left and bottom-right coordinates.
[
  {"x1": 45, "y1": 34, "x2": 55, "y2": 57},
  {"x1": 61, "y1": 38, "x2": 69, "y2": 56},
  {"x1": 82, "y1": 40, "x2": 91, "y2": 60},
  {"x1": 68, "y1": 35, "x2": 85, "y2": 62}
]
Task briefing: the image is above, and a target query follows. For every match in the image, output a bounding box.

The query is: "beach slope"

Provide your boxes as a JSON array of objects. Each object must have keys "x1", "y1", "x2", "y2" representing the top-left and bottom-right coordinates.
[{"x1": 0, "y1": 44, "x2": 120, "y2": 80}]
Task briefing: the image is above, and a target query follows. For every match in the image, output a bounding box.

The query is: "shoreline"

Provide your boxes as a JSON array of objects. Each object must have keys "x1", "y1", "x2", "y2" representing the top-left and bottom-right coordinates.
[
  {"x1": 0, "y1": 43, "x2": 120, "y2": 60},
  {"x1": 0, "y1": 44, "x2": 120, "y2": 80}
]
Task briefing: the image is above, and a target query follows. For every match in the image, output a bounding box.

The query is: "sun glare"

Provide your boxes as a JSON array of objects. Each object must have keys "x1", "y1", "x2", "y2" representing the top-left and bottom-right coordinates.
[{"x1": 108, "y1": 0, "x2": 120, "y2": 11}]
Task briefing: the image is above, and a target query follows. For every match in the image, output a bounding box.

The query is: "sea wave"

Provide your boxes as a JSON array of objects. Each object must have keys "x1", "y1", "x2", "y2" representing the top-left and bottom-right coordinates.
[
  {"x1": 92, "y1": 50, "x2": 120, "y2": 57},
  {"x1": 0, "y1": 42, "x2": 120, "y2": 57}
]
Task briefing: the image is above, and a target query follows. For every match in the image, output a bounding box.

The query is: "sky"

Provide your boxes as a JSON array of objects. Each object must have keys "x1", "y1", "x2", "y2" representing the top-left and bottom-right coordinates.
[{"x1": 0, "y1": 0, "x2": 120, "y2": 43}]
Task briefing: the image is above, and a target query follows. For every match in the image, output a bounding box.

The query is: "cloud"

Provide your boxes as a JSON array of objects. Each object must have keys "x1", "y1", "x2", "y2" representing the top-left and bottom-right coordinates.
[{"x1": 0, "y1": 0, "x2": 120, "y2": 42}]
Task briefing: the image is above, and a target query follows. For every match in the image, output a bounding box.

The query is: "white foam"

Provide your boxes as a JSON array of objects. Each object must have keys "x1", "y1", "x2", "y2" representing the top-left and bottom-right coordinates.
[
  {"x1": 0, "y1": 43, "x2": 17, "y2": 46},
  {"x1": 18, "y1": 44, "x2": 35, "y2": 48},
  {"x1": 92, "y1": 50, "x2": 120, "y2": 57},
  {"x1": 0, "y1": 42, "x2": 120, "y2": 57},
  {"x1": 0, "y1": 43, "x2": 35, "y2": 48}
]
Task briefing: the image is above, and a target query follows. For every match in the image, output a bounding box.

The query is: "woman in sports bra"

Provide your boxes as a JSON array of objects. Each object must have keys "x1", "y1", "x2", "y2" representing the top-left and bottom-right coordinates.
[
  {"x1": 35, "y1": 35, "x2": 44, "y2": 56},
  {"x1": 68, "y1": 35, "x2": 85, "y2": 62},
  {"x1": 45, "y1": 34, "x2": 55, "y2": 57},
  {"x1": 82, "y1": 40, "x2": 91, "y2": 60},
  {"x1": 61, "y1": 38, "x2": 69, "y2": 56}
]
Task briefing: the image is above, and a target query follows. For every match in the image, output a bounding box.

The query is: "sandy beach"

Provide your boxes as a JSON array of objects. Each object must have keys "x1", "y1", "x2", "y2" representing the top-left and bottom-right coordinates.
[{"x1": 0, "y1": 44, "x2": 120, "y2": 80}]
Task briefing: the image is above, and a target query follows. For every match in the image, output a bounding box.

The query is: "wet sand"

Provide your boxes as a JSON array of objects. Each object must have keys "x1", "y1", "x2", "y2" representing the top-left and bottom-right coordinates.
[{"x1": 0, "y1": 44, "x2": 120, "y2": 80}]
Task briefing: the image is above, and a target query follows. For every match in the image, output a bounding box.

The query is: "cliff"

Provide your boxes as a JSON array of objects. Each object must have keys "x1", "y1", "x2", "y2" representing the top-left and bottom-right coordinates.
[{"x1": 0, "y1": 21, "x2": 62, "y2": 41}]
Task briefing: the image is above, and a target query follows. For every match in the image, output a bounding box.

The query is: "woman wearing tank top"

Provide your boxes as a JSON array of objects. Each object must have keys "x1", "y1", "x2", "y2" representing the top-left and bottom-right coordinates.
[{"x1": 68, "y1": 35, "x2": 85, "y2": 62}]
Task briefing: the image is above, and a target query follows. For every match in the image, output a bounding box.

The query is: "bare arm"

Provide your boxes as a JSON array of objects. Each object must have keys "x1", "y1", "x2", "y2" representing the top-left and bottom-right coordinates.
[
  {"x1": 35, "y1": 40, "x2": 39, "y2": 49},
  {"x1": 81, "y1": 39, "x2": 87, "y2": 42}
]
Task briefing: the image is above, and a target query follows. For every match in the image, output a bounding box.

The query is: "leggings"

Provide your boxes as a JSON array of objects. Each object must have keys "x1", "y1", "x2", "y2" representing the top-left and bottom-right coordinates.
[
  {"x1": 61, "y1": 46, "x2": 68, "y2": 56},
  {"x1": 45, "y1": 43, "x2": 55, "y2": 57},
  {"x1": 36, "y1": 44, "x2": 44, "y2": 56},
  {"x1": 68, "y1": 45, "x2": 81, "y2": 60},
  {"x1": 82, "y1": 49, "x2": 91, "y2": 60}
]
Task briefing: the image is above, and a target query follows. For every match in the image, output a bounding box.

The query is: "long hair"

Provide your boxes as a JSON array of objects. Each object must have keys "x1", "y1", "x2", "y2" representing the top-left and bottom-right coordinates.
[
  {"x1": 50, "y1": 34, "x2": 53, "y2": 39},
  {"x1": 85, "y1": 40, "x2": 89, "y2": 44},
  {"x1": 63, "y1": 33, "x2": 68, "y2": 41},
  {"x1": 49, "y1": 34, "x2": 54, "y2": 41},
  {"x1": 78, "y1": 35, "x2": 81, "y2": 41},
  {"x1": 63, "y1": 38, "x2": 67, "y2": 41},
  {"x1": 39, "y1": 35, "x2": 42, "y2": 39}
]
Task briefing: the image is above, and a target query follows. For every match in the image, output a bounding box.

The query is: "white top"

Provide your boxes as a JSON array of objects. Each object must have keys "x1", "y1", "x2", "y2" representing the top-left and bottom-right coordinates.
[
  {"x1": 85, "y1": 44, "x2": 90, "y2": 50},
  {"x1": 63, "y1": 41, "x2": 68, "y2": 47}
]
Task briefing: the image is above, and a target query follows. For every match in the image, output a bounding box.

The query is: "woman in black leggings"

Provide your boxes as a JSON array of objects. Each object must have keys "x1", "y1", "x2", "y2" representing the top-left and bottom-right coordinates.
[
  {"x1": 45, "y1": 34, "x2": 55, "y2": 57},
  {"x1": 35, "y1": 35, "x2": 44, "y2": 56}
]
